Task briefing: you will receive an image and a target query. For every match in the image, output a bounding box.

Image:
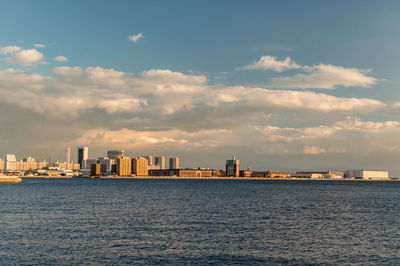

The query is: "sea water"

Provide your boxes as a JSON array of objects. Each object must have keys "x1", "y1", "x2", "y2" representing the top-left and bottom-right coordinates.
[{"x1": 1, "y1": 178, "x2": 399, "y2": 265}]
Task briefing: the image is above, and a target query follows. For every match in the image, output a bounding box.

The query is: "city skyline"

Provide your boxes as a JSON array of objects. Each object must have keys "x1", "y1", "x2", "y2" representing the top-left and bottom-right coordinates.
[
  {"x1": 0, "y1": 146, "x2": 390, "y2": 175},
  {"x1": 1, "y1": 1, "x2": 400, "y2": 174}
]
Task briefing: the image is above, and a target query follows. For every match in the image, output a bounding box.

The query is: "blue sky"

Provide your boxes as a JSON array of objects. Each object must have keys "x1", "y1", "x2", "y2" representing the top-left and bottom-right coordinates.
[{"x1": 1, "y1": 1, "x2": 400, "y2": 174}]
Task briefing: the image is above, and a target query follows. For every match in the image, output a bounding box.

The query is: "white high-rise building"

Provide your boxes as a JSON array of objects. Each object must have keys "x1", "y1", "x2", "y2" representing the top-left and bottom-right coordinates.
[
  {"x1": 66, "y1": 146, "x2": 71, "y2": 169},
  {"x1": 5, "y1": 154, "x2": 17, "y2": 171}
]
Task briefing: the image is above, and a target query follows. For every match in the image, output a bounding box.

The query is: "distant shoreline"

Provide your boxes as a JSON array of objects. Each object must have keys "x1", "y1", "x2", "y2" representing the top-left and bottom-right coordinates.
[{"x1": 21, "y1": 175, "x2": 400, "y2": 181}]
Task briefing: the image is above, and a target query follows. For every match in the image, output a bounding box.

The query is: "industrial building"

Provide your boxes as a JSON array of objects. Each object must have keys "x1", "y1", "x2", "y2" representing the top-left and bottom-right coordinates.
[
  {"x1": 251, "y1": 169, "x2": 291, "y2": 178},
  {"x1": 149, "y1": 168, "x2": 220, "y2": 178},
  {"x1": 345, "y1": 170, "x2": 389, "y2": 180},
  {"x1": 293, "y1": 171, "x2": 344, "y2": 179}
]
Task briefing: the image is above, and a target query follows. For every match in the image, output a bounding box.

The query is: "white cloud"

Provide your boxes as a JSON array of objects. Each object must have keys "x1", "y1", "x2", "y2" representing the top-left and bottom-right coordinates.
[
  {"x1": 0, "y1": 46, "x2": 22, "y2": 54},
  {"x1": 2, "y1": 48, "x2": 44, "y2": 65},
  {"x1": 128, "y1": 33, "x2": 144, "y2": 42},
  {"x1": 239, "y1": 55, "x2": 377, "y2": 89},
  {"x1": 267, "y1": 64, "x2": 377, "y2": 89},
  {"x1": 303, "y1": 146, "x2": 326, "y2": 155},
  {"x1": 33, "y1": 44, "x2": 46, "y2": 48},
  {"x1": 52, "y1": 66, "x2": 83, "y2": 77},
  {"x1": 98, "y1": 96, "x2": 147, "y2": 114},
  {"x1": 207, "y1": 86, "x2": 385, "y2": 113},
  {"x1": 239, "y1": 55, "x2": 301, "y2": 72},
  {"x1": 334, "y1": 117, "x2": 400, "y2": 131},
  {"x1": 54, "y1": 56, "x2": 69, "y2": 62},
  {"x1": 73, "y1": 128, "x2": 189, "y2": 148},
  {"x1": 259, "y1": 125, "x2": 338, "y2": 143},
  {"x1": 0, "y1": 66, "x2": 386, "y2": 121}
]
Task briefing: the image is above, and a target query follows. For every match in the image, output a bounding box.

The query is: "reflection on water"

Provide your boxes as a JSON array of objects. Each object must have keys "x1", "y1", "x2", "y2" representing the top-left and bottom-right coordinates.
[{"x1": 1, "y1": 179, "x2": 399, "y2": 265}]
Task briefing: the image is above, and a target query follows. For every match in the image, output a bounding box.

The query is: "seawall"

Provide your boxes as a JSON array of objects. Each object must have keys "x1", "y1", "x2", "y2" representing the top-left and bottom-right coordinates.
[{"x1": 0, "y1": 177, "x2": 22, "y2": 183}]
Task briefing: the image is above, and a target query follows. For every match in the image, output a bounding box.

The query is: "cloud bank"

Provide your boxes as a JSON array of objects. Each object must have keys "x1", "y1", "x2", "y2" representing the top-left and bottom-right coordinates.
[
  {"x1": 239, "y1": 55, "x2": 377, "y2": 89},
  {"x1": 0, "y1": 45, "x2": 396, "y2": 173}
]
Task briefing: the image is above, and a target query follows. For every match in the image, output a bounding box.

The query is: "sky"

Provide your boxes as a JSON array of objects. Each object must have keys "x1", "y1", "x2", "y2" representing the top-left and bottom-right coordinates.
[{"x1": 1, "y1": 0, "x2": 400, "y2": 174}]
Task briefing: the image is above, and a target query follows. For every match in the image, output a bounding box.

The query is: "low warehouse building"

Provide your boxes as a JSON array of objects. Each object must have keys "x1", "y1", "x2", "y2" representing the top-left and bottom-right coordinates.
[{"x1": 345, "y1": 170, "x2": 389, "y2": 180}]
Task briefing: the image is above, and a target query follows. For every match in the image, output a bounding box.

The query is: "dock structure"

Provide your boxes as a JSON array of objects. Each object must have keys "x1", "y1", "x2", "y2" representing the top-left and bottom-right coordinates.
[{"x1": 0, "y1": 176, "x2": 21, "y2": 183}]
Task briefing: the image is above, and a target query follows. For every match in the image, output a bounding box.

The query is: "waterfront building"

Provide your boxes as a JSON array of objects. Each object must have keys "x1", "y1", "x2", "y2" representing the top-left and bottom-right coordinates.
[
  {"x1": 5, "y1": 154, "x2": 17, "y2": 171},
  {"x1": 148, "y1": 164, "x2": 161, "y2": 170},
  {"x1": 266, "y1": 169, "x2": 291, "y2": 178},
  {"x1": 132, "y1": 157, "x2": 148, "y2": 176},
  {"x1": 116, "y1": 156, "x2": 131, "y2": 176},
  {"x1": 107, "y1": 150, "x2": 124, "y2": 160},
  {"x1": 83, "y1": 159, "x2": 97, "y2": 170},
  {"x1": 345, "y1": 170, "x2": 389, "y2": 180},
  {"x1": 226, "y1": 156, "x2": 239, "y2": 177},
  {"x1": 0, "y1": 158, "x2": 4, "y2": 171},
  {"x1": 169, "y1": 157, "x2": 179, "y2": 169},
  {"x1": 294, "y1": 172, "x2": 323, "y2": 179},
  {"x1": 154, "y1": 156, "x2": 165, "y2": 170},
  {"x1": 53, "y1": 162, "x2": 80, "y2": 171},
  {"x1": 144, "y1": 155, "x2": 153, "y2": 166},
  {"x1": 37, "y1": 160, "x2": 49, "y2": 170},
  {"x1": 77, "y1": 146, "x2": 88, "y2": 169},
  {"x1": 149, "y1": 168, "x2": 215, "y2": 178},
  {"x1": 294, "y1": 171, "x2": 344, "y2": 179},
  {"x1": 240, "y1": 165, "x2": 253, "y2": 177},
  {"x1": 90, "y1": 163, "x2": 107, "y2": 176},
  {"x1": 97, "y1": 157, "x2": 114, "y2": 172}
]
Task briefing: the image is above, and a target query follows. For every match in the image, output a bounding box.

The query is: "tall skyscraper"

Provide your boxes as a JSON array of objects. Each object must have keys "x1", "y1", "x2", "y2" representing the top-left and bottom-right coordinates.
[
  {"x1": 77, "y1": 146, "x2": 88, "y2": 169},
  {"x1": 132, "y1": 157, "x2": 148, "y2": 176},
  {"x1": 107, "y1": 150, "x2": 125, "y2": 160},
  {"x1": 154, "y1": 156, "x2": 165, "y2": 169},
  {"x1": 144, "y1": 155, "x2": 153, "y2": 166},
  {"x1": 116, "y1": 156, "x2": 131, "y2": 176},
  {"x1": 5, "y1": 154, "x2": 17, "y2": 171},
  {"x1": 226, "y1": 156, "x2": 240, "y2": 177},
  {"x1": 169, "y1": 157, "x2": 179, "y2": 169},
  {"x1": 66, "y1": 146, "x2": 71, "y2": 170},
  {"x1": 97, "y1": 157, "x2": 114, "y2": 172}
]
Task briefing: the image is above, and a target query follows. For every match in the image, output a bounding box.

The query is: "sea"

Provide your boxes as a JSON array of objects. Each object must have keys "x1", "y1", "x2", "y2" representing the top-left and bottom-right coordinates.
[{"x1": 1, "y1": 178, "x2": 399, "y2": 265}]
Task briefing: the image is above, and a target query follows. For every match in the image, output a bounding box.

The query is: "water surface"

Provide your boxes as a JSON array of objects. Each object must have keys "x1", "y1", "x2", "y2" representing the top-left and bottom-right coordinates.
[{"x1": 1, "y1": 179, "x2": 399, "y2": 265}]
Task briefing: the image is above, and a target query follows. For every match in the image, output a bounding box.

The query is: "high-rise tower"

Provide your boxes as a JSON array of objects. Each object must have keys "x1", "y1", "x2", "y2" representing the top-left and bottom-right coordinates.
[
  {"x1": 169, "y1": 157, "x2": 179, "y2": 169},
  {"x1": 77, "y1": 146, "x2": 88, "y2": 169},
  {"x1": 66, "y1": 146, "x2": 71, "y2": 170},
  {"x1": 154, "y1": 156, "x2": 165, "y2": 169},
  {"x1": 226, "y1": 156, "x2": 240, "y2": 177}
]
